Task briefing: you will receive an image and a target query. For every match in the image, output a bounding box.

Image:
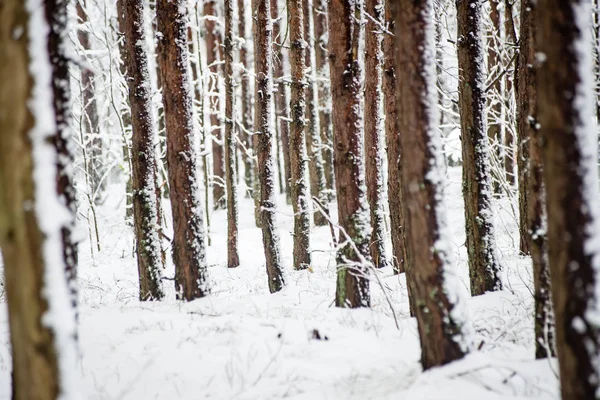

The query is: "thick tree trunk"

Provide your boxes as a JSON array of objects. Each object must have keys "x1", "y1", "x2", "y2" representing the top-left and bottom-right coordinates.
[
  {"x1": 393, "y1": 0, "x2": 472, "y2": 370},
  {"x1": 288, "y1": 0, "x2": 312, "y2": 270},
  {"x1": 238, "y1": 0, "x2": 255, "y2": 200},
  {"x1": 383, "y1": 0, "x2": 406, "y2": 274},
  {"x1": 304, "y1": 0, "x2": 329, "y2": 226},
  {"x1": 204, "y1": 1, "x2": 226, "y2": 210},
  {"x1": 156, "y1": 0, "x2": 209, "y2": 300},
  {"x1": 364, "y1": 0, "x2": 387, "y2": 268},
  {"x1": 487, "y1": 0, "x2": 503, "y2": 194},
  {"x1": 224, "y1": 0, "x2": 240, "y2": 269},
  {"x1": 253, "y1": 0, "x2": 286, "y2": 293},
  {"x1": 537, "y1": 1, "x2": 600, "y2": 398},
  {"x1": 123, "y1": 0, "x2": 165, "y2": 300},
  {"x1": 314, "y1": 0, "x2": 335, "y2": 199},
  {"x1": 329, "y1": 0, "x2": 371, "y2": 308},
  {"x1": 77, "y1": 1, "x2": 104, "y2": 203},
  {"x1": 1, "y1": 0, "x2": 79, "y2": 396},
  {"x1": 456, "y1": 0, "x2": 502, "y2": 295}
]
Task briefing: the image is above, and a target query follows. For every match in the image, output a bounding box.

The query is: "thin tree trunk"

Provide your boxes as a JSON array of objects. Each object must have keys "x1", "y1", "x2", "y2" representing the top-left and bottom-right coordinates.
[
  {"x1": 329, "y1": 0, "x2": 371, "y2": 308},
  {"x1": 304, "y1": 0, "x2": 329, "y2": 227},
  {"x1": 537, "y1": 1, "x2": 600, "y2": 397},
  {"x1": 123, "y1": 0, "x2": 166, "y2": 301},
  {"x1": 383, "y1": 0, "x2": 406, "y2": 274},
  {"x1": 238, "y1": 0, "x2": 255, "y2": 200},
  {"x1": 504, "y1": 0, "x2": 517, "y2": 186},
  {"x1": 456, "y1": 0, "x2": 503, "y2": 295},
  {"x1": 253, "y1": 0, "x2": 286, "y2": 293},
  {"x1": 314, "y1": 0, "x2": 335, "y2": 198},
  {"x1": 487, "y1": 0, "x2": 503, "y2": 194},
  {"x1": 364, "y1": 0, "x2": 387, "y2": 268},
  {"x1": 1, "y1": 0, "x2": 79, "y2": 396},
  {"x1": 156, "y1": 0, "x2": 209, "y2": 300},
  {"x1": 224, "y1": 0, "x2": 240, "y2": 268},
  {"x1": 288, "y1": 0, "x2": 312, "y2": 270},
  {"x1": 204, "y1": 0, "x2": 226, "y2": 210},
  {"x1": 392, "y1": 0, "x2": 472, "y2": 370}
]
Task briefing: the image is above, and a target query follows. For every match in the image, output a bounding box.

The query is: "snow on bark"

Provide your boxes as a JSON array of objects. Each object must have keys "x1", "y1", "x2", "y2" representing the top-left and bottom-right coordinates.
[{"x1": 26, "y1": 0, "x2": 81, "y2": 395}]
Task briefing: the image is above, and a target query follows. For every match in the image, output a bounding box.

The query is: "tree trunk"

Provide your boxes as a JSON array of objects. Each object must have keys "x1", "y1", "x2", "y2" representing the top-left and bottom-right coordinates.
[
  {"x1": 314, "y1": 0, "x2": 335, "y2": 199},
  {"x1": 537, "y1": 1, "x2": 600, "y2": 398},
  {"x1": 288, "y1": 0, "x2": 312, "y2": 270},
  {"x1": 328, "y1": 0, "x2": 371, "y2": 308},
  {"x1": 383, "y1": 0, "x2": 406, "y2": 274},
  {"x1": 77, "y1": 1, "x2": 104, "y2": 203},
  {"x1": 238, "y1": 0, "x2": 255, "y2": 201},
  {"x1": 1, "y1": 0, "x2": 79, "y2": 396},
  {"x1": 123, "y1": 0, "x2": 166, "y2": 300},
  {"x1": 393, "y1": 0, "x2": 472, "y2": 370},
  {"x1": 364, "y1": 0, "x2": 387, "y2": 268},
  {"x1": 156, "y1": 0, "x2": 209, "y2": 300},
  {"x1": 504, "y1": 0, "x2": 517, "y2": 187},
  {"x1": 271, "y1": 0, "x2": 287, "y2": 197},
  {"x1": 204, "y1": 0, "x2": 226, "y2": 210},
  {"x1": 224, "y1": 0, "x2": 240, "y2": 269},
  {"x1": 304, "y1": 0, "x2": 329, "y2": 227},
  {"x1": 456, "y1": 0, "x2": 502, "y2": 295},
  {"x1": 253, "y1": 0, "x2": 286, "y2": 293},
  {"x1": 487, "y1": 0, "x2": 503, "y2": 194}
]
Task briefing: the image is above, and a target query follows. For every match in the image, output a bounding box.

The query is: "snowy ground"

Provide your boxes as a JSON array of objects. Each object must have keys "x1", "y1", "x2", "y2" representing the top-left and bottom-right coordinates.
[{"x1": 0, "y1": 167, "x2": 558, "y2": 399}]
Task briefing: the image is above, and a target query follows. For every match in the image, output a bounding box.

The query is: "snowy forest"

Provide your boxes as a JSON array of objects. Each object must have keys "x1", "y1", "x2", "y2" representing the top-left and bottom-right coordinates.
[{"x1": 1, "y1": 0, "x2": 600, "y2": 398}]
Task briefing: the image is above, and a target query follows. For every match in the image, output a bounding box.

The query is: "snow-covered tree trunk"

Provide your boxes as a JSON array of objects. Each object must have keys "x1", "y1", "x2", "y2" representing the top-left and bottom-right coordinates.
[
  {"x1": 328, "y1": 0, "x2": 371, "y2": 308},
  {"x1": 156, "y1": 0, "x2": 209, "y2": 300},
  {"x1": 237, "y1": 0, "x2": 255, "y2": 201},
  {"x1": 456, "y1": 0, "x2": 503, "y2": 295},
  {"x1": 224, "y1": 0, "x2": 240, "y2": 269},
  {"x1": 0, "y1": 0, "x2": 80, "y2": 396},
  {"x1": 392, "y1": 0, "x2": 473, "y2": 370},
  {"x1": 383, "y1": 0, "x2": 406, "y2": 274},
  {"x1": 204, "y1": 0, "x2": 226, "y2": 210},
  {"x1": 487, "y1": 0, "x2": 503, "y2": 194},
  {"x1": 537, "y1": 1, "x2": 600, "y2": 397},
  {"x1": 364, "y1": 0, "x2": 387, "y2": 268},
  {"x1": 304, "y1": 0, "x2": 329, "y2": 227},
  {"x1": 122, "y1": 0, "x2": 165, "y2": 301},
  {"x1": 252, "y1": 0, "x2": 285, "y2": 293},
  {"x1": 288, "y1": 0, "x2": 312, "y2": 270},
  {"x1": 503, "y1": 0, "x2": 517, "y2": 187}
]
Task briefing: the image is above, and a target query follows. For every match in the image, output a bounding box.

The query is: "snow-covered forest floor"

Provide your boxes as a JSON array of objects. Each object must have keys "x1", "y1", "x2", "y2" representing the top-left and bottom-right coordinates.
[{"x1": 0, "y1": 167, "x2": 557, "y2": 399}]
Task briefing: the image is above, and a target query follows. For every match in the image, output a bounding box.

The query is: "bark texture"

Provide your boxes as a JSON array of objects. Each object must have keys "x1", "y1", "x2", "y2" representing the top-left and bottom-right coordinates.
[
  {"x1": 253, "y1": 0, "x2": 286, "y2": 293},
  {"x1": 288, "y1": 0, "x2": 312, "y2": 270},
  {"x1": 383, "y1": 0, "x2": 406, "y2": 274},
  {"x1": 537, "y1": 1, "x2": 600, "y2": 398},
  {"x1": 156, "y1": 0, "x2": 209, "y2": 300},
  {"x1": 123, "y1": 0, "x2": 165, "y2": 300},
  {"x1": 487, "y1": 0, "x2": 503, "y2": 193},
  {"x1": 364, "y1": 0, "x2": 387, "y2": 268},
  {"x1": 328, "y1": 0, "x2": 371, "y2": 308},
  {"x1": 224, "y1": 0, "x2": 240, "y2": 268},
  {"x1": 393, "y1": 0, "x2": 470, "y2": 370},
  {"x1": 456, "y1": 0, "x2": 502, "y2": 295}
]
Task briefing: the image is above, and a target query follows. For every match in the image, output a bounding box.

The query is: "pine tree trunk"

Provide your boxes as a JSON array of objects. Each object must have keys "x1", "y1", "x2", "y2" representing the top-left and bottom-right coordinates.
[
  {"x1": 253, "y1": 0, "x2": 286, "y2": 293},
  {"x1": 1, "y1": 0, "x2": 79, "y2": 396},
  {"x1": 224, "y1": 0, "x2": 240, "y2": 269},
  {"x1": 47, "y1": 0, "x2": 78, "y2": 307},
  {"x1": 504, "y1": 0, "x2": 517, "y2": 187},
  {"x1": 77, "y1": 1, "x2": 104, "y2": 203},
  {"x1": 156, "y1": 0, "x2": 209, "y2": 300},
  {"x1": 364, "y1": 0, "x2": 387, "y2": 268},
  {"x1": 392, "y1": 0, "x2": 471, "y2": 370},
  {"x1": 456, "y1": 0, "x2": 502, "y2": 295},
  {"x1": 123, "y1": 0, "x2": 166, "y2": 300},
  {"x1": 383, "y1": 0, "x2": 406, "y2": 274},
  {"x1": 314, "y1": 0, "x2": 335, "y2": 198},
  {"x1": 487, "y1": 0, "x2": 503, "y2": 194},
  {"x1": 329, "y1": 0, "x2": 371, "y2": 308},
  {"x1": 288, "y1": 0, "x2": 312, "y2": 270},
  {"x1": 537, "y1": 1, "x2": 600, "y2": 397},
  {"x1": 238, "y1": 0, "x2": 256, "y2": 201},
  {"x1": 204, "y1": 0, "x2": 226, "y2": 210},
  {"x1": 304, "y1": 0, "x2": 329, "y2": 227}
]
